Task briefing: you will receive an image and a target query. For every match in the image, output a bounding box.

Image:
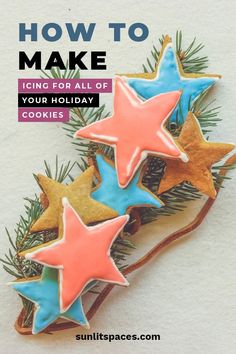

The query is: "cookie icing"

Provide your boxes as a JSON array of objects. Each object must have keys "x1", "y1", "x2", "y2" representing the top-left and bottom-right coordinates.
[
  {"x1": 23, "y1": 198, "x2": 129, "y2": 312},
  {"x1": 127, "y1": 37, "x2": 219, "y2": 124},
  {"x1": 92, "y1": 154, "x2": 163, "y2": 215},
  {"x1": 11, "y1": 267, "x2": 88, "y2": 334},
  {"x1": 75, "y1": 76, "x2": 187, "y2": 188}
]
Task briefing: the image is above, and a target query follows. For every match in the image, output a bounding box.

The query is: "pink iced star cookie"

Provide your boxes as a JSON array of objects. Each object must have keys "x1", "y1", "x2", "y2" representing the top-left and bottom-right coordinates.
[
  {"x1": 75, "y1": 76, "x2": 188, "y2": 188},
  {"x1": 22, "y1": 198, "x2": 129, "y2": 312}
]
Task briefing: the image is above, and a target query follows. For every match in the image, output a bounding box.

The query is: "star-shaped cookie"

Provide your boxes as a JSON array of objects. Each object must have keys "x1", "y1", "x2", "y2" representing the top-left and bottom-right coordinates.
[
  {"x1": 75, "y1": 76, "x2": 187, "y2": 188},
  {"x1": 92, "y1": 153, "x2": 163, "y2": 215},
  {"x1": 11, "y1": 267, "x2": 88, "y2": 334},
  {"x1": 31, "y1": 166, "x2": 118, "y2": 233},
  {"x1": 158, "y1": 112, "x2": 235, "y2": 198},
  {"x1": 122, "y1": 35, "x2": 220, "y2": 123},
  {"x1": 22, "y1": 198, "x2": 129, "y2": 312}
]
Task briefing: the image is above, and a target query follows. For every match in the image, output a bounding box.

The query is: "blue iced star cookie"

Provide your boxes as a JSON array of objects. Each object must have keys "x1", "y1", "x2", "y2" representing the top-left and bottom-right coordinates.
[
  {"x1": 127, "y1": 36, "x2": 220, "y2": 124},
  {"x1": 11, "y1": 267, "x2": 88, "y2": 334},
  {"x1": 92, "y1": 154, "x2": 163, "y2": 215}
]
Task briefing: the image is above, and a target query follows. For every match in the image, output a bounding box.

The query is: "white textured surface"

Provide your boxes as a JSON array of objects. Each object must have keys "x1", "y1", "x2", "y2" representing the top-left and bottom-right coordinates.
[{"x1": 0, "y1": 0, "x2": 236, "y2": 353}]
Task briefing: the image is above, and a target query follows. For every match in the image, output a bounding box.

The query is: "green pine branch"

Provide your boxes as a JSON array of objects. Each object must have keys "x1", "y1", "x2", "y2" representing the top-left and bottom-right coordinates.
[
  {"x1": 41, "y1": 60, "x2": 80, "y2": 80},
  {"x1": 143, "y1": 30, "x2": 208, "y2": 74},
  {"x1": 5, "y1": 31, "x2": 231, "y2": 272},
  {"x1": 2, "y1": 31, "x2": 234, "y2": 329}
]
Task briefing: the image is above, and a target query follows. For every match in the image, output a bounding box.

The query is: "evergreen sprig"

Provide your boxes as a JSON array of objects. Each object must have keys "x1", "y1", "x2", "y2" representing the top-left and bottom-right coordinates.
[
  {"x1": 143, "y1": 30, "x2": 208, "y2": 74},
  {"x1": 1, "y1": 31, "x2": 234, "y2": 329},
  {"x1": 0, "y1": 159, "x2": 78, "y2": 279},
  {"x1": 40, "y1": 60, "x2": 80, "y2": 80}
]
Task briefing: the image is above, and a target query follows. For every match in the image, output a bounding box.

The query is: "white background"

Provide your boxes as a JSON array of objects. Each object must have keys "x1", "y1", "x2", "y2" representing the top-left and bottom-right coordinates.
[{"x1": 0, "y1": 1, "x2": 236, "y2": 353}]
